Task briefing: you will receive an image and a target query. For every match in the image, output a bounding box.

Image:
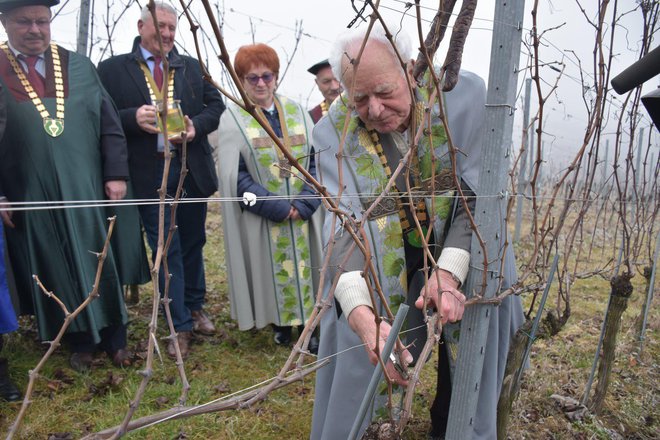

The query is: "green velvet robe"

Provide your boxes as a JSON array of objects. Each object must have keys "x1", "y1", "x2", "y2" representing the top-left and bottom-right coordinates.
[{"x1": 0, "y1": 45, "x2": 148, "y2": 343}]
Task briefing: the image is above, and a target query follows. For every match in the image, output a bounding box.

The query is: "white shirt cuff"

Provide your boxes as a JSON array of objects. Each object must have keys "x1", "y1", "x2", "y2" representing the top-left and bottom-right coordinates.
[
  {"x1": 335, "y1": 271, "x2": 372, "y2": 318},
  {"x1": 437, "y1": 247, "x2": 471, "y2": 285}
]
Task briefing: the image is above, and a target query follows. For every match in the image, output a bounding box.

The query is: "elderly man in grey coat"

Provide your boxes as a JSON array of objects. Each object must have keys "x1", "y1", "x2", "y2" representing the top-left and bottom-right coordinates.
[{"x1": 310, "y1": 22, "x2": 524, "y2": 440}]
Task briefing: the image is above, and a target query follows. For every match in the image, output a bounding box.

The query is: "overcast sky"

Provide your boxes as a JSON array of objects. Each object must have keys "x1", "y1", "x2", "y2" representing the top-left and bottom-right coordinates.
[{"x1": 1, "y1": 0, "x2": 658, "y2": 175}]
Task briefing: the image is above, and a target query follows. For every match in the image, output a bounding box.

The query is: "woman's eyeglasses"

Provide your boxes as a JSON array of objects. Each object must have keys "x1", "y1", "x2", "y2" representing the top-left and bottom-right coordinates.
[{"x1": 245, "y1": 72, "x2": 275, "y2": 86}]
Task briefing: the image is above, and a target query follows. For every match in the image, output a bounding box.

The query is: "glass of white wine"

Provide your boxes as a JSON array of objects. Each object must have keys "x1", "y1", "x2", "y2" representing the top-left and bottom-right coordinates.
[{"x1": 155, "y1": 99, "x2": 186, "y2": 140}]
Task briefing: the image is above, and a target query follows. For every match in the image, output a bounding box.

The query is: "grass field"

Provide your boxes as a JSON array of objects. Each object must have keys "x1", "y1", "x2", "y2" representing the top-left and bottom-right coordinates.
[{"x1": 0, "y1": 201, "x2": 658, "y2": 439}]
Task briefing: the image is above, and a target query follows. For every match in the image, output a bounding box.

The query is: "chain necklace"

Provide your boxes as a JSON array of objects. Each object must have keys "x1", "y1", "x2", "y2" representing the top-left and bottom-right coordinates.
[
  {"x1": 1, "y1": 42, "x2": 64, "y2": 137},
  {"x1": 367, "y1": 128, "x2": 428, "y2": 237},
  {"x1": 139, "y1": 61, "x2": 175, "y2": 103}
]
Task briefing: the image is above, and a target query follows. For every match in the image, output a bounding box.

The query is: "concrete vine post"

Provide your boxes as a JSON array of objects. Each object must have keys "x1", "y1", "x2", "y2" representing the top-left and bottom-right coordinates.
[{"x1": 445, "y1": 0, "x2": 525, "y2": 437}]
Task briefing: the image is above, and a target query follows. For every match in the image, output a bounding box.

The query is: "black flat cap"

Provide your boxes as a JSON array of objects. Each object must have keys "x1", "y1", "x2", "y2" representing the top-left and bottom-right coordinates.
[
  {"x1": 0, "y1": 0, "x2": 59, "y2": 13},
  {"x1": 307, "y1": 59, "x2": 330, "y2": 75}
]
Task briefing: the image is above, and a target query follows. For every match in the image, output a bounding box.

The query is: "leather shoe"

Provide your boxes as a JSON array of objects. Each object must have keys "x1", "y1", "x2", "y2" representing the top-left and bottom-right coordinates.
[
  {"x1": 111, "y1": 348, "x2": 133, "y2": 368},
  {"x1": 296, "y1": 325, "x2": 319, "y2": 354},
  {"x1": 191, "y1": 309, "x2": 216, "y2": 336},
  {"x1": 308, "y1": 334, "x2": 319, "y2": 355},
  {"x1": 273, "y1": 325, "x2": 292, "y2": 346},
  {"x1": 167, "y1": 331, "x2": 192, "y2": 359},
  {"x1": 0, "y1": 376, "x2": 20, "y2": 402},
  {"x1": 0, "y1": 359, "x2": 21, "y2": 402},
  {"x1": 124, "y1": 284, "x2": 139, "y2": 305},
  {"x1": 69, "y1": 352, "x2": 93, "y2": 372}
]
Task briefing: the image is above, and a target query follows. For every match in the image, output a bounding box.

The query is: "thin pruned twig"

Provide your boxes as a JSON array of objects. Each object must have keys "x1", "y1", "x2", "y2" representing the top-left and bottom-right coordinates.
[{"x1": 6, "y1": 216, "x2": 117, "y2": 440}]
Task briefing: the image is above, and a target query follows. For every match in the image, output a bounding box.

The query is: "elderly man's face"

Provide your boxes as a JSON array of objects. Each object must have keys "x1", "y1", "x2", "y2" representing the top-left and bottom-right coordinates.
[
  {"x1": 1, "y1": 6, "x2": 51, "y2": 56},
  {"x1": 315, "y1": 66, "x2": 341, "y2": 104},
  {"x1": 138, "y1": 8, "x2": 177, "y2": 56},
  {"x1": 343, "y1": 41, "x2": 413, "y2": 133}
]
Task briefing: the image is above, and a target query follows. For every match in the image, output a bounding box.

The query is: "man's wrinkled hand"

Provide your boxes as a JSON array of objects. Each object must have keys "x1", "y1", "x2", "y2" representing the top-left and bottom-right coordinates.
[
  {"x1": 136, "y1": 104, "x2": 160, "y2": 134},
  {"x1": 347, "y1": 305, "x2": 413, "y2": 386},
  {"x1": 415, "y1": 269, "x2": 465, "y2": 324},
  {"x1": 0, "y1": 199, "x2": 14, "y2": 228},
  {"x1": 105, "y1": 180, "x2": 127, "y2": 200}
]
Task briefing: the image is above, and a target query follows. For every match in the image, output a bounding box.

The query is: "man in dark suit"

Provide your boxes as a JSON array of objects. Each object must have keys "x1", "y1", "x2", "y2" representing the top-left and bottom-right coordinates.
[{"x1": 98, "y1": 1, "x2": 224, "y2": 359}]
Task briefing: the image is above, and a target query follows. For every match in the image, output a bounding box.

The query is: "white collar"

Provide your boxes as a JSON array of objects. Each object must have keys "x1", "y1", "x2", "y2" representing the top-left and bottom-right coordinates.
[
  {"x1": 140, "y1": 45, "x2": 155, "y2": 61},
  {"x1": 140, "y1": 45, "x2": 169, "y2": 62}
]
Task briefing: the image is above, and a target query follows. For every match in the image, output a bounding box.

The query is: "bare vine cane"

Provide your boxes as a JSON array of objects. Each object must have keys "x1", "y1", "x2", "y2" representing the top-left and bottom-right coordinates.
[
  {"x1": 97, "y1": 0, "x2": 138, "y2": 62},
  {"x1": 6, "y1": 216, "x2": 118, "y2": 440},
  {"x1": 97, "y1": 0, "x2": 522, "y2": 437},
  {"x1": 87, "y1": 2, "x2": 388, "y2": 432},
  {"x1": 90, "y1": 223, "x2": 348, "y2": 435},
  {"x1": 396, "y1": 314, "x2": 439, "y2": 435},
  {"x1": 318, "y1": 10, "x2": 426, "y2": 417},
  {"x1": 160, "y1": 135, "x2": 190, "y2": 399},
  {"x1": 537, "y1": 0, "x2": 612, "y2": 323},
  {"x1": 530, "y1": 0, "x2": 607, "y2": 274},
  {"x1": 521, "y1": 2, "x2": 571, "y2": 279},
  {"x1": 90, "y1": 360, "x2": 328, "y2": 437},
  {"x1": 246, "y1": 233, "x2": 360, "y2": 406},
  {"x1": 139, "y1": 0, "x2": 376, "y2": 414},
  {"x1": 585, "y1": 1, "x2": 660, "y2": 414},
  {"x1": 409, "y1": 3, "x2": 492, "y2": 295},
  {"x1": 244, "y1": 66, "x2": 412, "y2": 407},
  {"x1": 356, "y1": 227, "x2": 402, "y2": 407},
  {"x1": 332, "y1": 10, "x2": 432, "y2": 412},
  {"x1": 107, "y1": 2, "x2": 190, "y2": 438},
  {"x1": 321, "y1": 1, "x2": 486, "y2": 431},
  {"x1": 290, "y1": 101, "x2": 361, "y2": 371},
  {"x1": 192, "y1": 0, "x2": 387, "y2": 339},
  {"x1": 158, "y1": 34, "x2": 191, "y2": 408},
  {"x1": 497, "y1": 0, "x2": 658, "y2": 432},
  {"x1": 410, "y1": 2, "x2": 484, "y2": 327},
  {"x1": 399, "y1": 0, "x2": 528, "y2": 431}
]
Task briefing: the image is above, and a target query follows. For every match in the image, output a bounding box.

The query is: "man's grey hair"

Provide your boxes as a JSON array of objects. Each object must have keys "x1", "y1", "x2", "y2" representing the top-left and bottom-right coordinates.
[
  {"x1": 329, "y1": 21, "x2": 413, "y2": 87},
  {"x1": 140, "y1": 1, "x2": 177, "y2": 21}
]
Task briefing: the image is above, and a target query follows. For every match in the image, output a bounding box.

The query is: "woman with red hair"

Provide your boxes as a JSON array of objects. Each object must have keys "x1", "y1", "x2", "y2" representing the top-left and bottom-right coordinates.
[{"x1": 214, "y1": 44, "x2": 321, "y2": 353}]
